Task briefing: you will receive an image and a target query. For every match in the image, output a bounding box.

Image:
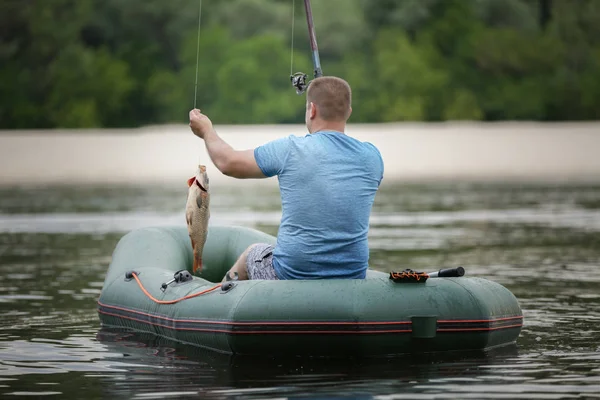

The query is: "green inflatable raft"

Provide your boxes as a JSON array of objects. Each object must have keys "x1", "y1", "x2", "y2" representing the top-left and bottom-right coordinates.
[{"x1": 97, "y1": 226, "x2": 523, "y2": 356}]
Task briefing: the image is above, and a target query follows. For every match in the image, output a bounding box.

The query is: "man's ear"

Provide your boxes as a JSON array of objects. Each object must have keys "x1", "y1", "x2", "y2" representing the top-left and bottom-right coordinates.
[{"x1": 310, "y1": 102, "x2": 317, "y2": 119}]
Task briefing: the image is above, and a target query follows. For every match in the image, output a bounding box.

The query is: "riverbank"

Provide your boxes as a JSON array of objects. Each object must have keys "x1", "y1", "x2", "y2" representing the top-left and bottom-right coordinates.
[{"x1": 1, "y1": 122, "x2": 599, "y2": 186}]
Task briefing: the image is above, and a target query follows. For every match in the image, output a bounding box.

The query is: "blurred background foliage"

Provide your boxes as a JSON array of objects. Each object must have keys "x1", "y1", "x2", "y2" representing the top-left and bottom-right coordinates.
[{"x1": 0, "y1": 0, "x2": 599, "y2": 128}]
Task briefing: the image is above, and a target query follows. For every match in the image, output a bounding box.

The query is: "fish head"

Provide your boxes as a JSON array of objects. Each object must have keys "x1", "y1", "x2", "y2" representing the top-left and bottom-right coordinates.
[
  {"x1": 196, "y1": 165, "x2": 209, "y2": 193},
  {"x1": 187, "y1": 165, "x2": 209, "y2": 193}
]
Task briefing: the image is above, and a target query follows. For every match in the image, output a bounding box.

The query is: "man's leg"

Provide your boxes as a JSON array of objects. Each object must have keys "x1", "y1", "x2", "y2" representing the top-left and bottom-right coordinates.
[
  {"x1": 222, "y1": 243, "x2": 277, "y2": 282},
  {"x1": 221, "y1": 244, "x2": 258, "y2": 282}
]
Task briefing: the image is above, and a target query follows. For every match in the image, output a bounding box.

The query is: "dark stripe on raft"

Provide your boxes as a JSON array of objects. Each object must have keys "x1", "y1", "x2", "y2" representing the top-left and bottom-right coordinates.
[
  {"x1": 97, "y1": 301, "x2": 522, "y2": 335},
  {"x1": 97, "y1": 303, "x2": 411, "y2": 333},
  {"x1": 98, "y1": 301, "x2": 411, "y2": 326},
  {"x1": 437, "y1": 316, "x2": 523, "y2": 331},
  {"x1": 99, "y1": 309, "x2": 412, "y2": 334}
]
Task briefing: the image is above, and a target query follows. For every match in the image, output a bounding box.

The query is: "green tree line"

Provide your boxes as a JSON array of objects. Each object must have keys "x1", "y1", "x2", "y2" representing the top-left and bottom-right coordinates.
[{"x1": 1, "y1": 0, "x2": 599, "y2": 128}]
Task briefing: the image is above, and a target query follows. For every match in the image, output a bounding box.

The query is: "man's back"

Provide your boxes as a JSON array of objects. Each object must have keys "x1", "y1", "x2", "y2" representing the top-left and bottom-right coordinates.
[{"x1": 255, "y1": 130, "x2": 384, "y2": 279}]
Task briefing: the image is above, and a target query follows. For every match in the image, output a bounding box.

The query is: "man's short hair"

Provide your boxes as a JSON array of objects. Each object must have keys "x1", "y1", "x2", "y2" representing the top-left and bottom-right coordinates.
[{"x1": 306, "y1": 76, "x2": 352, "y2": 121}]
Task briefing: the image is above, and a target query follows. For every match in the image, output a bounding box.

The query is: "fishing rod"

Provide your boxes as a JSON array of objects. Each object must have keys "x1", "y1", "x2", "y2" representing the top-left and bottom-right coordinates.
[{"x1": 290, "y1": 0, "x2": 323, "y2": 94}]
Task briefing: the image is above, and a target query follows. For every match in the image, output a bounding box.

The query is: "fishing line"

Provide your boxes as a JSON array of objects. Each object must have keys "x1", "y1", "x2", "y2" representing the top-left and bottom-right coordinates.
[
  {"x1": 289, "y1": 0, "x2": 295, "y2": 76},
  {"x1": 192, "y1": 0, "x2": 203, "y2": 166},
  {"x1": 193, "y1": 0, "x2": 203, "y2": 109}
]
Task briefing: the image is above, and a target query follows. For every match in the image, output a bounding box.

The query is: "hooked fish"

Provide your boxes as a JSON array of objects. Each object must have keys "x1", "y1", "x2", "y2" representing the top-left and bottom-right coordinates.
[{"x1": 186, "y1": 165, "x2": 210, "y2": 274}]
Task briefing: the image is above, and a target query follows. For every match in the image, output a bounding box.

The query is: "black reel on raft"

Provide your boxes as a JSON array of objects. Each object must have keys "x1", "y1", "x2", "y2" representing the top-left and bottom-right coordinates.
[{"x1": 291, "y1": 72, "x2": 308, "y2": 95}]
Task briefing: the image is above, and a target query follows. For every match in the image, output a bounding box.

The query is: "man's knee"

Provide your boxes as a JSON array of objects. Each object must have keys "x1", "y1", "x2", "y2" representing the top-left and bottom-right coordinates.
[
  {"x1": 222, "y1": 244, "x2": 261, "y2": 282},
  {"x1": 245, "y1": 243, "x2": 261, "y2": 254},
  {"x1": 236, "y1": 244, "x2": 260, "y2": 265}
]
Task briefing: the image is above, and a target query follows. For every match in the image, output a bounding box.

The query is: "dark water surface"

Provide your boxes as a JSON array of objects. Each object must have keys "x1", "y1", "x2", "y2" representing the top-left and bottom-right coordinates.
[{"x1": 1, "y1": 182, "x2": 599, "y2": 399}]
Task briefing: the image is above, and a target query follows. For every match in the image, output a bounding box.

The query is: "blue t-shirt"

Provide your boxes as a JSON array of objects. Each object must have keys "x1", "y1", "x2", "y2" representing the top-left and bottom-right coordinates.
[{"x1": 254, "y1": 130, "x2": 384, "y2": 280}]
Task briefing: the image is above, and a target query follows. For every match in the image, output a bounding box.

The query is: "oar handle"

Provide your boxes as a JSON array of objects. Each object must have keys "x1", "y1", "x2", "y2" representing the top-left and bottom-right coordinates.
[{"x1": 428, "y1": 267, "x2": 465, "y2": 278}]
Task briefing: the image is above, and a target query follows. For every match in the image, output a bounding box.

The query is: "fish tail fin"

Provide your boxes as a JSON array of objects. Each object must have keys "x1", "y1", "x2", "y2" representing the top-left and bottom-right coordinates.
[{"x1": 192, "y1": 253, "x2": 203, "y2": 274}]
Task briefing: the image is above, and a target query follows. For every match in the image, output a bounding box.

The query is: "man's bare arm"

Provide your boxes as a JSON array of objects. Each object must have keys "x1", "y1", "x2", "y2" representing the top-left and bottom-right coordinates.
[
  {"x1": 189, "y1": 109, "x2": 266, "y2": 179},
  {"x1": 203, "y1": 128, "x2": 266, "y2": 179}
]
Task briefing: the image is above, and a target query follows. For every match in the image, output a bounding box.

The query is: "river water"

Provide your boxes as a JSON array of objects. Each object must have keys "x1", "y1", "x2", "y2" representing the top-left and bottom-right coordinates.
[{"x1": 0, "y1": 182, "x2": 599, "y2": 399}]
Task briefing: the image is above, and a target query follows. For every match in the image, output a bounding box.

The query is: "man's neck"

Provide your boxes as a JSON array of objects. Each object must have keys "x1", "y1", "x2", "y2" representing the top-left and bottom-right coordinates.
[{"x1": 310, "y1": 120, "x2": 346, "y2": 134}]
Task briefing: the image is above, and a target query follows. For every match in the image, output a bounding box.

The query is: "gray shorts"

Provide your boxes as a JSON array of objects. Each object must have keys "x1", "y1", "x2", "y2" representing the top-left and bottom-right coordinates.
[{"x1": 246, "y1": 243, "x2": 279, "y2": 280}]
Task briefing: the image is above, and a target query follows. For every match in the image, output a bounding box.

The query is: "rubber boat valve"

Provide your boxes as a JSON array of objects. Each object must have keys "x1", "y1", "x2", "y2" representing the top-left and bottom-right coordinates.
[{"x1": 160, "y1": 269, "x2": 193, "y2": 292}]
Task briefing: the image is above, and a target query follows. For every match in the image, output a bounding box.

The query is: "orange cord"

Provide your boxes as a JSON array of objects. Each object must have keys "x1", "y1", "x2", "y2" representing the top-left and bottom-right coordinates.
[{"x1": 132, "y1": 272, "x2": 222, "y2": 304}]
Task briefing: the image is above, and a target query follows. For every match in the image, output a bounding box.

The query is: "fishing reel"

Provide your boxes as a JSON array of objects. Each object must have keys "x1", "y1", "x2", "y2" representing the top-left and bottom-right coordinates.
[{"x1": 291, "y1": 72, "x2": 308, "y2": 95}]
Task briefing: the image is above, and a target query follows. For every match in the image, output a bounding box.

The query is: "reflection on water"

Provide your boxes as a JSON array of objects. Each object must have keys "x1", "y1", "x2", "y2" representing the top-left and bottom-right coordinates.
[
  {"x1": 0, "y1": 182, "x2": 599, "y2": 398},
  {"x1": 93, "y1": 329, "x2": 524, "y2": 399}
]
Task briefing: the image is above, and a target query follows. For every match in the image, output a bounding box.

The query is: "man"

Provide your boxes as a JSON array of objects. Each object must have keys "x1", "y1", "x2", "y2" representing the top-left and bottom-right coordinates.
[{"x1": 189, "y1": 76, "x2": 383, "y2": 281}]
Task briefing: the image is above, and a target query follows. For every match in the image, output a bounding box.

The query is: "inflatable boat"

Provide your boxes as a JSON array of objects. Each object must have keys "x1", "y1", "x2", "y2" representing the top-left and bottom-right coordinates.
[{"x1": 97, "y1": 226, "x2": 523, "y2": 356}]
